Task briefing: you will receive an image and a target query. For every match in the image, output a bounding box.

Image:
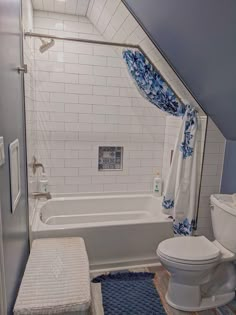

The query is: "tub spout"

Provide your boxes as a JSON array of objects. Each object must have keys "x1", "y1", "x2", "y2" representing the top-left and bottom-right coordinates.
[{"x1": 31, "y1": 192, "x2": 52, "y2": 200}]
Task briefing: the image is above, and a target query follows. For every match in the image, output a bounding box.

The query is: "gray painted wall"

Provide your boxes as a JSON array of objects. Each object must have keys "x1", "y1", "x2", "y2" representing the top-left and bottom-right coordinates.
[
  {"x1": 124, "y1": 0, "x2": 236, "y2": 140},
  {"x1": 221, "y1": 141, "x2": 236, "y2": 194},
  {"x1": 0, "y1": 0, "x2": 29, "y2": 313}
]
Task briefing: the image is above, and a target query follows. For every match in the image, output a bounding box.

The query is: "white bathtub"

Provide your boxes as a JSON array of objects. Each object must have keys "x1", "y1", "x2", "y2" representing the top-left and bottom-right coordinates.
[{"x1": 31, "y1": 193, "x2": 173, "y2": 270}]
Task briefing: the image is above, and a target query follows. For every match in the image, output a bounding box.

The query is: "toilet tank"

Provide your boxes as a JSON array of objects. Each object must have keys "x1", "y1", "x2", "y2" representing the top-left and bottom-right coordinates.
[{"x1": 210, "y1": 194, "x2": 236, "y2": 253}]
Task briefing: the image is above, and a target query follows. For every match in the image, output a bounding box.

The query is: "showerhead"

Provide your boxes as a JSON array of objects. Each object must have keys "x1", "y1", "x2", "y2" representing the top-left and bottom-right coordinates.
[{"x1": 39, "y1": 38, "x2": 55, "y2": 53}]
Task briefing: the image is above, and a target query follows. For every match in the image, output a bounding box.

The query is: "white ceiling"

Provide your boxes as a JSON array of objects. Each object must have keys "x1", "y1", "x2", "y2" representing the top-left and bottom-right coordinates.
[{"x1": 32, "y1": 0, "x2": 91, "y2": 16}]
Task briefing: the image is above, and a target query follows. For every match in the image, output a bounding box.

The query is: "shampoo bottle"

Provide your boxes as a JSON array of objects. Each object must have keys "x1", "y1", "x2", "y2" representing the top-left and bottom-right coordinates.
[
  {"x1": 153, "y1": 172, "x2": 162, "y2": 196},
  {"x1": 39, "y1": 172, "x2": 49, "y2": 193}
]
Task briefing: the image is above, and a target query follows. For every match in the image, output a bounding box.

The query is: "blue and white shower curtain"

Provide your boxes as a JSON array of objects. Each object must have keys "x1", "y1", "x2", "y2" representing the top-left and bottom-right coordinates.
[
  {"x1": 162, "y1": 106, "x2": 198, "y2": 235},
  {"x1": 123, "y1": 49, "x2": 199, "y2": 236}
]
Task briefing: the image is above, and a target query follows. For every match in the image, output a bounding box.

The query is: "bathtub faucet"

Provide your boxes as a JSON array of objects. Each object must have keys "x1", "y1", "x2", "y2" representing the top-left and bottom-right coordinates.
[
  {"x1": 30, "y1": 156, "x2": 45, "y2": 175},
  {"x1": 31, "y1": 192, "x2": 52, "y2": 200}
]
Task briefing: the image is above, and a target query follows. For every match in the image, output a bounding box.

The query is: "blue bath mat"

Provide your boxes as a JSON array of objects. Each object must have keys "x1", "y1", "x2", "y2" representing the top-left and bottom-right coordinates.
[{"x1": 92, "y1": 272, "x2": 166, "y2": 315}]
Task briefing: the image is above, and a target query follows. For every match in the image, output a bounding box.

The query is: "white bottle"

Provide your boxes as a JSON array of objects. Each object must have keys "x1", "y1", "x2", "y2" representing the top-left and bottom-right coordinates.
[
  {"x1": 153, "y1": 172, "x2": 162, "y2": 196},
  {"x1": 39, "y1": 172, "x2": 49, "y2": 193}
]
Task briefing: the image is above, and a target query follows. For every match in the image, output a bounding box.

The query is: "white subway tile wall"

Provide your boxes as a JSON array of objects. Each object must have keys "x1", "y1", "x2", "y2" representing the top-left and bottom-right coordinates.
[
  {"x1": 198, "y1": 119, "x2": 225, "y2": 239},
  {"x1": 32, "y1": 10, "x2": 168, "y2": 195}
]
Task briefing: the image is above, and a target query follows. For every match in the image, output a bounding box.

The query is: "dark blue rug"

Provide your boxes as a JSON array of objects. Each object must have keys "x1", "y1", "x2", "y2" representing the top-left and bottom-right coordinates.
[{"x1": 92, "y1": 272, "x2": 167, "y2": 315}]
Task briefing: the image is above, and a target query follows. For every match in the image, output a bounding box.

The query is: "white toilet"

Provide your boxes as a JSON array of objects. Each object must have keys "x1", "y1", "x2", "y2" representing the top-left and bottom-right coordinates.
[{"x1": 157, "y1": 194, "x2": 236, "y2": 311}]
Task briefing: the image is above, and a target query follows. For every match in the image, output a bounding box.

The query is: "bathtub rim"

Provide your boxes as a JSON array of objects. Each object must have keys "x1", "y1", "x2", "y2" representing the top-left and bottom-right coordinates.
[{"x1": 31, "y1": 192, "x2": 172, "y2": 232}]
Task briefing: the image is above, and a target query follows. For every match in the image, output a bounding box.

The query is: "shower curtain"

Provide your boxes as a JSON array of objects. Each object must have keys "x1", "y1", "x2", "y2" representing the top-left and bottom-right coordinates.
[
  {"x1": 162, "y1": 106, "x2": 198, "y2": 235},
  {"x1": 123, "y1": 49, "x2": 199, "y2": 236}
]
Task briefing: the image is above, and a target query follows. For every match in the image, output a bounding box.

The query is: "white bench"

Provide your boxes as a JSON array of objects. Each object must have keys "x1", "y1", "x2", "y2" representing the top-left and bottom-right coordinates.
[{"x1": 14, "y1": 237, "x2": 91, "y2": 315}]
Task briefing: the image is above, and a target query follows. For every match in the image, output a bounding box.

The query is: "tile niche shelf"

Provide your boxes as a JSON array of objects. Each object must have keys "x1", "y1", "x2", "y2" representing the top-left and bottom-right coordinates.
[{"x1": 98, "y1": 146, "x2": 123, "y2": 171}]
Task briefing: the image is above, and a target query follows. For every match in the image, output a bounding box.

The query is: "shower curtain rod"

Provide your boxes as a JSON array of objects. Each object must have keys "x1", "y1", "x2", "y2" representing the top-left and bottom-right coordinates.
[
  {"x1": 24, "y1": 31, "x2": 185, "y2": 104},
  {"x1": 24, "y1": 31, "x2": 144, "y2": 53},
  {"x1": 24, "y1": 31, "x2": 207, "y2": 115}
]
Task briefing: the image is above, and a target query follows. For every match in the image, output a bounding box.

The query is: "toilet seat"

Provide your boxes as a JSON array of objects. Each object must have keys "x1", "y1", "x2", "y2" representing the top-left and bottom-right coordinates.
[{"x1": 157, "y1": 236, "x2": 220, "y2": 265}]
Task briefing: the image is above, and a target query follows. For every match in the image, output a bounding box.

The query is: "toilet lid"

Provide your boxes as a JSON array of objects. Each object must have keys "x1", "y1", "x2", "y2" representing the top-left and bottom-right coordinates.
[{"x1": 158, "y1": 236, "x2": 220, "y2": 263}]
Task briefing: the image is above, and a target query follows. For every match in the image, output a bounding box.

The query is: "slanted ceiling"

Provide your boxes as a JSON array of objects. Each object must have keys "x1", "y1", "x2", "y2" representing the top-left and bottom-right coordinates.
[
  {"x1": 124, "y1": 0, "x2": 236, "y2": 140},
  {"x1": 32, "y1": 0, "x2": 90, "y2": 16}
]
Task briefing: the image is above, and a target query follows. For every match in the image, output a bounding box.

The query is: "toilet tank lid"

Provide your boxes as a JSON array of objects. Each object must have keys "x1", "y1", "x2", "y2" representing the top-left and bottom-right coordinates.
[
  {"x1": 158, "y1": 236, "x2": 220, "y2": 262},
  {"x1": 211, "y1": 194, "x2": 236, "y2": 216}
]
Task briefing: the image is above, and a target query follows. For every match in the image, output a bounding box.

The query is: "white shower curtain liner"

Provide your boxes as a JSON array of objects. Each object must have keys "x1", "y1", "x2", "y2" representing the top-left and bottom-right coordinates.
[{"x1": 162, "y1": 106, "x2": 198, "y2": 236}]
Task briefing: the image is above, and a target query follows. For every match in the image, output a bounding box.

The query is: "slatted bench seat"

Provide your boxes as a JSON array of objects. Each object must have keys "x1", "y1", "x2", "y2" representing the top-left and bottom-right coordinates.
[{"x1": 14, "y1": 237, "x2": 91, "y2": 315}]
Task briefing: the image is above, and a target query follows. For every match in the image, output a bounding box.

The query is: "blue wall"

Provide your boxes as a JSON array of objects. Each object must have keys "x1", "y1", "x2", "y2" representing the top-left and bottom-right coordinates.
[
  {"x1": 0, "y1": 0, "x2": 29, "y2": 313},
  {"x1": 221, "y1": 141, "x2": 236, "y2": 194},
  {"x1": 124, "y1": 0, "x2": 236, "y2": 140}
]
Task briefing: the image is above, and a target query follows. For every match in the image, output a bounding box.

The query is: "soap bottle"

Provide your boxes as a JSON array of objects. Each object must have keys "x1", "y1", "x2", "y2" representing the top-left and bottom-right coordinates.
[
  {"x1": 39, "y1": 172, "x2": 49, "y2": 193},
  {"x1": 153, "y1": 172, "x2": 162, "y2": 196}
]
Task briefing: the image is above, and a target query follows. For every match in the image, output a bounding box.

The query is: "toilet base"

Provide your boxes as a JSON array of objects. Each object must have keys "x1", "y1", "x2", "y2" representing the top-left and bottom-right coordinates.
[{"x1": 166, "y1": 291, "x2": 235, "y2": 312}]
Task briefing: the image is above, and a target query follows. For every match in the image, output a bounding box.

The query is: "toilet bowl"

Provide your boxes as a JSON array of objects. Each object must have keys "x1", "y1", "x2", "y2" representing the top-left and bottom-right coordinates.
[{"x1": 157, "y1": 194, "x2": 236, "y2": 311}]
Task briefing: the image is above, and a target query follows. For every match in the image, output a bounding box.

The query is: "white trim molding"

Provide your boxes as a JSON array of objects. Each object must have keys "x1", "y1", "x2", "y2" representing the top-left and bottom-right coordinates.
[{"x1": 0, "y1": 199, "x2": 7, "y2": 315}]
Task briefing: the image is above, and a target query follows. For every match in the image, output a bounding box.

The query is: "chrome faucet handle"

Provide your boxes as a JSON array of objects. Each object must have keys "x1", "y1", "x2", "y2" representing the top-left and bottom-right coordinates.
[{"x1": 29, "y1": 156, "x2": 45, "y2": 174}]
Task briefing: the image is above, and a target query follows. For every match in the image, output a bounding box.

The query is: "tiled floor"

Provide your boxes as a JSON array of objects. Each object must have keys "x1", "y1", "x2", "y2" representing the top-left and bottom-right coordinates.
[{"x1": 91, "y1": 265, "x2": 236, "y2": 315}]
